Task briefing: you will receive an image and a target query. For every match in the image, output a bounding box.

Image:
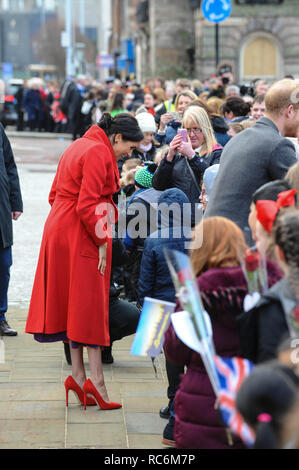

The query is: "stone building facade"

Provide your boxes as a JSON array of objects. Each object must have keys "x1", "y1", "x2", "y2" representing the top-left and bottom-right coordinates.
[
  {"x1": 134, "y1": 0, "x2": 194, "y2": 81},
  {"x1": 132, "y1": 0, "x2": 299, "y2": 83},
  {"x1": 194, "y1": 0, "x2": 299, "y2": 83}
]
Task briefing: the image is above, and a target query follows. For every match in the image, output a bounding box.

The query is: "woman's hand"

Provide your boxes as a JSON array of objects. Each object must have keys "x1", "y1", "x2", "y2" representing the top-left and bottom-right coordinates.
[
  {"x1": 159, "y1": 112, "x2": 173, "y2": 131},
  {"x1": 178, "y1": 135, "x2": 195, "y2": 159},
  {"x1": 166, "y1": 134, "x2": 183, "y2": 162},
  {"x1": 98, "y1": 242, "x2": 107, "y2": 275}
]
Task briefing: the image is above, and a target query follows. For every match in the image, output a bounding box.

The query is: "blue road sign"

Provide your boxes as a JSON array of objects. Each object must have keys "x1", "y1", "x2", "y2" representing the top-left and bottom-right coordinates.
[{"x1": 202, "y1": 0, "x2": 232, "y2": 23}]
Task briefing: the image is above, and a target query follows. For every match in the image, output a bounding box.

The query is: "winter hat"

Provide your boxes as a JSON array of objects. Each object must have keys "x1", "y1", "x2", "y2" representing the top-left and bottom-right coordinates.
[
  {"x1": 203, "y1": 164, "x2": 220, "y2": 201},
  {"x1": 134, "y1": 163, "x2": 157, "y2": 189},
  {"x1": 135, "y1": 106, "x2": 157, "y2": 133}
]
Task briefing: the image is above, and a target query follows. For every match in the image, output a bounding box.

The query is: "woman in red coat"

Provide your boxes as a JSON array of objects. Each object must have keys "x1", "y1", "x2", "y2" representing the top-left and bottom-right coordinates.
[{"x1": 26, "y1": 113, "x2": 143, "y2": 408}]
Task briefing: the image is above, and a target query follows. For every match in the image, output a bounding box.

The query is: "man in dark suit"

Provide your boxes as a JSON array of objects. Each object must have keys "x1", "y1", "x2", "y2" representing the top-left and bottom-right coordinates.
[
  {"x1": 204, "y1": 79, "x2": 299, "y2": 244},
  {"x1": 0, "y1": 123, "x2": 23, "y2": 336},
  {"x1": 59, "y1": 79, "x2": 83, "y2": 141}
]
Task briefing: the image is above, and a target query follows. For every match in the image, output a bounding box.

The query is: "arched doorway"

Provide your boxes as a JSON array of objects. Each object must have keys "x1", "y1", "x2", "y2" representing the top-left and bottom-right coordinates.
[{"x1": 240, "y1": 33, "x2": 282, "y2": 81}]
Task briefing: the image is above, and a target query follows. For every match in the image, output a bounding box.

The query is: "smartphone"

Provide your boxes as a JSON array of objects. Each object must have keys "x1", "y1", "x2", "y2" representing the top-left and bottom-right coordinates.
[
  {"x1": 170, "y1": 112, "x2": 182, "y2": 122},
  {"x1": 178, "y1": 128, "x2": 187, "y2": 142}
]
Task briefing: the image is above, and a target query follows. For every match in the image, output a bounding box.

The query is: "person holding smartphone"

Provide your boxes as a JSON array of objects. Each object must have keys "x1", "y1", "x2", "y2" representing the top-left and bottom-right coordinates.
[
  {"x1": 152, "y1": 105, "x2": 222, "y2": 224},
  {"x1": 155, "y1": 90, "x2": 197, "y2": 146}
]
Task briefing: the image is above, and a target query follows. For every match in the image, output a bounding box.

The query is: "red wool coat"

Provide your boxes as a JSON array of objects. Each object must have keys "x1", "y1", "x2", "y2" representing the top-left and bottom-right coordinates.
[{"x1": 26, "y1": 126, "x2": 120, "y2": 346}]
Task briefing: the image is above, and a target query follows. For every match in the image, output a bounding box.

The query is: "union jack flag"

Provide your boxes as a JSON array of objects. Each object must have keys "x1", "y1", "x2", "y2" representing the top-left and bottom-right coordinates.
[{"x1": 214, "y1": 356, "x2": 255, "y2": 447}]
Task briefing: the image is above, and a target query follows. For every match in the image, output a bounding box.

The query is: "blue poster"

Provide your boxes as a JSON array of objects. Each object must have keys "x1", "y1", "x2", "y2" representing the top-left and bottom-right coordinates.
[{"x1": 131, "y1": 297, "x2": 175, "y2": 358}]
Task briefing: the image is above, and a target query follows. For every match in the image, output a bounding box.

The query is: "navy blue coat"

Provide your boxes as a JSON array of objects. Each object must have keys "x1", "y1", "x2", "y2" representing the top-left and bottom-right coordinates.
[
  {"x1": 22, "y1": 89, "x2": 43, "y2": 122},
  {"x1": 0, "y1": 123, "x2": 23, "y2": 248},
  {"x1": 138, "y1": 188, "x2": 192, "y2": 306}
]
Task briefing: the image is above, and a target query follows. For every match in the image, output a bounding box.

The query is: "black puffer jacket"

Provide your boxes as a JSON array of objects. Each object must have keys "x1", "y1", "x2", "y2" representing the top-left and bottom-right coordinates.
[
  {"x1": 237, "y1": 276, "x2": 291, "y2": 364},
  {"x1": 152, "y1": 147, "x2": 222, "y2": 206}
]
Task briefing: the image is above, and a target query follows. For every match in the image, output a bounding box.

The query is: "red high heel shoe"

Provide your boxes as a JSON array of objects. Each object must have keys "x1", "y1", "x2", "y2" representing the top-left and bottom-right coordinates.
[
  {"x1": 83, "y1": 379, "x2": 122, "y2": 411},
  {"x1": 65, "y1": 376, "x2": 96, "y2": 407}
]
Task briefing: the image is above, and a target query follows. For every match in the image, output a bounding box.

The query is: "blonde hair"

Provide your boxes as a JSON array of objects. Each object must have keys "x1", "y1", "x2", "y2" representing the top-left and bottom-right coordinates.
[
  {"x1": 174, "y1": 90, "x2": 198, "y2": 111},
  {"x1": 241, "y1": 119, "x2": 255, "y2": 130},
  {"x1": 229, "y1": 122, "x2": 245, "y2": 134},
  {"x1": 207, "y1": 97, "x2": 225, "y2": 116},
  {"x1": 120, "y1": 168, "x2": 138, "y2": 187},
  {"x1": 182, "y1": 105, "x2": 217, "y2": 156},
  {"x1": 199, "y1": 91, "x2": 209, "y2": 102},
  {"x1": 229, "y1": 120, "x2": 255, "y2": 135},
  {"x1": 154, "y1": 145, "x2": 169, "y2": 165},
  {"x1": 121, "y1": 158, "x2": 143, "y2": 174},
  {"x1": 285, "y1": 162, "x2": 299, "y2": 209}
]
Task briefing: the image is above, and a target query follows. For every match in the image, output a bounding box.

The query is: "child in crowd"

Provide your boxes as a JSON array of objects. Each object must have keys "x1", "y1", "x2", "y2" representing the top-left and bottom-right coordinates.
[
  {"x1": 227, "y1": 120, "x2": 255, "y2": 138},
  {"x1": 123, "y1": 164, "x2": 160, "y2": 303},
  {"x1": 236, "y1": 361, "x2": 299, "y2": 449},
  {"x1": 164, "y1": 216, "x2": 249, "y2": 449},
  {"x1": 134, "y1": 107, "x2": 158, "y2": 162},
  {"x1": 238, "y1": 209, "x2": 299, "y2": 364},
  {"x1": 248, "y1": 179, "x2": 293, "y2": 249},
  {"x1": 200, "y1": 164, "x2": 219, "y2": 212},
  {"x1": 138, "y1": 188, "x2": 192, "y2": 446},
  {"x1": 285, "y1": 162, "x2": 299, "y2": 208},
  {"x1": 153, "y1": 145, "x2": 169, "y2": 166}
]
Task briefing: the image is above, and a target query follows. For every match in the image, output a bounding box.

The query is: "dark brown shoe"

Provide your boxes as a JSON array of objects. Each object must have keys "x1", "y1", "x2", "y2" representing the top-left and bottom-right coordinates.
[{"x1": 0, "y1": 320, "x2": 17, "y2": 336}]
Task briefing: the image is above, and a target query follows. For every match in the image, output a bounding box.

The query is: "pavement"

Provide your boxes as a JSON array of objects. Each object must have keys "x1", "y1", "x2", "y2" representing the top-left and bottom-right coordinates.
[
  {"x1": 0, "y1": 311, "x2": 168, "y2": 449},
  {"x1": 0, "y1": 132, "x2": 170, "y2": 450}
]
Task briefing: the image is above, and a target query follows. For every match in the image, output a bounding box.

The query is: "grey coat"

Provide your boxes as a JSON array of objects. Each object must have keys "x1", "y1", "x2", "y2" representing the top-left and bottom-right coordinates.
[
  {"x1": 0, "y1": 123, "x2": 23, "y2": 248},
  {"x1": 204, "y1": 117, "x2": 297, "y2": 241}
]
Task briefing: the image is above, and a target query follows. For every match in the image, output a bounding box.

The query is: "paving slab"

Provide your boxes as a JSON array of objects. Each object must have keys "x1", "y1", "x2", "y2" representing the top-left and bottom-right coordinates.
[
  {"x1": 0, "y1": 306, "x2": 169, "y2": 449},
  {"x1": 0, "y1": 137, "x2": 171, "y2": 450}
]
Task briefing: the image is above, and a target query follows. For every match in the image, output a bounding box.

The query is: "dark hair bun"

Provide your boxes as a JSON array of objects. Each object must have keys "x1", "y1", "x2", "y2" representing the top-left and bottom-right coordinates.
[
  {"x1": 98, "y1": 113, "x2": 113, "y2": 133},
  {"x1": 223, "y1": 97, "x2": 251, "y2": 117},
  {"x1": 98, "y1": 112, "x2": 144, "y2": 143}
]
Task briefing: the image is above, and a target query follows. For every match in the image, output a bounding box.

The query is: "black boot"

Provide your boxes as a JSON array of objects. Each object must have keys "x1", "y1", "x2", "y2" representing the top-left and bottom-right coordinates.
[
  {"x1": 159, "y1": 398, "x2": 173, "y2": 419},
  {"x1": 162, "y1": 400, "x2": 176, "y2": 447}
]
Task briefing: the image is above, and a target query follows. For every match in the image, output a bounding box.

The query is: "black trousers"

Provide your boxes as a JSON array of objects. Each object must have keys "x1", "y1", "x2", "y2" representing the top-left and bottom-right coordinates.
[
  {"x1": 109, "y1": 296, "x2": 140, "y2": 344},
  {"x1": 165, "y1": 357, "x2": 184, "y2": 401},
  {"x1": 123, "y1": 251, "x2": 143, "y2": 303},
  {"x1": 0, "y1": 246, "x2": 12, "y2": 321}
]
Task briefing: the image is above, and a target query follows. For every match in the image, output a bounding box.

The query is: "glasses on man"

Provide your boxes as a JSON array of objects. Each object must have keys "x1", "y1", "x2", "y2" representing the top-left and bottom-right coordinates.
[{"x1": 185, "y1": 127, "x2": 203, "y2": 135}]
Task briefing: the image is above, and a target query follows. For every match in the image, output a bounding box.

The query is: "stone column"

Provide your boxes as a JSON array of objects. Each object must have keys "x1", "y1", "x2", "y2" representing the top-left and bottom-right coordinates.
[{"x1": 194, "y1": 7, "x2": 205, "y2": 81}]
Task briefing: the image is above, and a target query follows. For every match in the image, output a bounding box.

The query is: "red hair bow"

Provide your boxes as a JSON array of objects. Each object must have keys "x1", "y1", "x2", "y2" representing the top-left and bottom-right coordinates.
[{"x1": 256, "y1": 189, "x2": 297, "y2": 234}]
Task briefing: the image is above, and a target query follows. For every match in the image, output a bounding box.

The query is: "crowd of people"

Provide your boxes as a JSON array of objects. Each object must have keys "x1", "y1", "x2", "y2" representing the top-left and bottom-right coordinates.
[
  {"x1": 11, "y1": 71, "x2": 287, "y2": 144},
  {"x1": 2, "y1": 67, "x2": 299, "y2": 450}
]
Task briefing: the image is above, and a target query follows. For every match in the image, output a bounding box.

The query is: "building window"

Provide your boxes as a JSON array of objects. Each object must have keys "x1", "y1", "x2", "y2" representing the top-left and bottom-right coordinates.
[
  {"x1": 241, "y1": 35, "x2": 280, "y2": 80},
  {"x1": 2, "y1": 0, "x2": 9, "y2": 9},
  {"x1": 44, "y1": 0, "x2": 55, "y2": 10}
]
